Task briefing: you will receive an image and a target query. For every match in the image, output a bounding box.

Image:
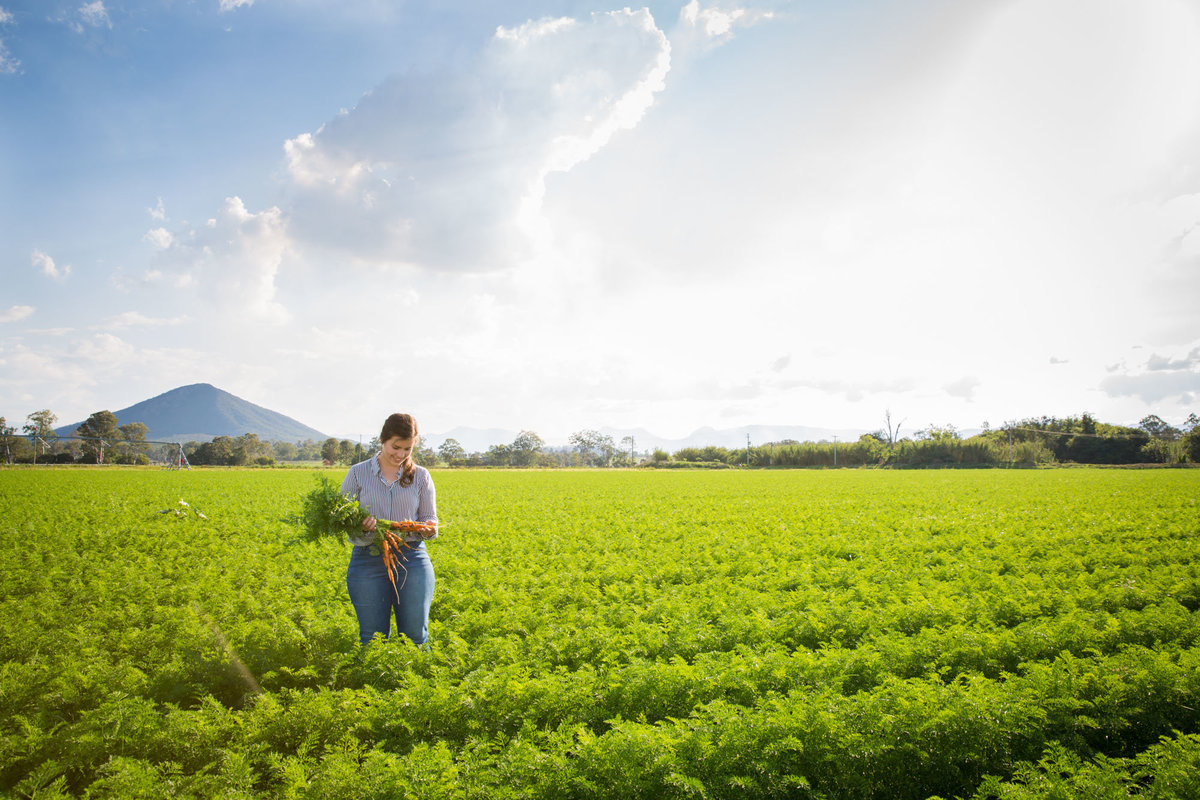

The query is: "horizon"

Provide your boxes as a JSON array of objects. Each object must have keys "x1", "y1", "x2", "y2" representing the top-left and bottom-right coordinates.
[
  {"x1": 28, "y1": 380, "x2": 1189, "y2": 452},
  {"x1": 2, "y1": 0, "x2": 1198, "y2": 437}
]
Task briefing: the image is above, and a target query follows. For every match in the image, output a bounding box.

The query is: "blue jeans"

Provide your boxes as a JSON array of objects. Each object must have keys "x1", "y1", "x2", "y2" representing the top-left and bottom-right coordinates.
[{"x1": 346, "y1": 542, "x2": 435, "y2": 646}]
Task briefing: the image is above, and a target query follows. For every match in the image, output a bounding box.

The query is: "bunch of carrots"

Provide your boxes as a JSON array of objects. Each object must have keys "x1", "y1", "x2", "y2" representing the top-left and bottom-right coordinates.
[
  {"x1": 295, "y1": 477, "x2": 437, "y2": 601},
  {"x1": 375, "y1": 519, "x2": 437, "y2": 598}
]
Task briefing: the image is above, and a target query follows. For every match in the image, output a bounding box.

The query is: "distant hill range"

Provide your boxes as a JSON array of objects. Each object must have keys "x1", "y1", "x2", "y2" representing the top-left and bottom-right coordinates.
[
  {"x1": 422, "y1": 424, "x2": 875, "y2": 454},
  {"x1": 51, "y1": 382, "x2": 901, "y2": 452},
  {"x1": 55, "y1": 383, "x2": 329, "y2": 443}
]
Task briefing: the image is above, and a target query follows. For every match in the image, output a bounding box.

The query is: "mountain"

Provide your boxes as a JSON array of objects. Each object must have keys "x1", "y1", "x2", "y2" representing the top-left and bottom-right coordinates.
[{"x1": 55, "y1": 383, "x2": 329, "y2": 443}]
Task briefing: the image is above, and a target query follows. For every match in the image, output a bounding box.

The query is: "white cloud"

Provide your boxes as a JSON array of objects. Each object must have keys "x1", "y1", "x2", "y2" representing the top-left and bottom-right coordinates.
[
  {"x1": 73, "y1": 331, "x2": 135, "y2": 362},
  {"x1": 1101, "y1": 345, "x2": 1200, "y2": 404},
  {"x1": 494, "y1": 16, "x2": 576, "y2": 43},
  {"x1": 679, "y1": 1, "x2": 774, "y2": 39},
  {"x1": 681, "y1": 2, "x2": 743, "y2": 37},
  {"x1": 142, "y1": 227, "x2": 174, "y2": 250},
  {"x1": 148, "y1": 197, "x2": 166, "y2": 221},
  {"x1": 32, "y1": 250, "x2": 70, "y2": 281},
  {"x1": 671, "y1": 0, "x2": 778, "y2": 62},
  {"x1": 944, "y1": 376, "x2": 981, "y2": 402},
  {"x1": 97, "y1": 311, "x2": 188, "y2": 329},
  {"x1": 78, "y1": 1, "x2": 110, "y2": 29},
  {"x1": 1147, "y1": 349, "x2": 1200, "y2": 372},
  {"x1": 219, "y1": 0, "x2": 253, "y2": 12},
  {"x1": 1101, "y1": 371, "x2": 1200, "y2": 405},
  {"x1": 60, "y1": 1, "x2": 111, "y2": 34},
  {"x1": 148, "y1": 196, "x2": 290, "y2": 323},
  {"x1": 110, "y1": 266, "x2": 168, "y2": 293},
  {"x1": 283, "y1": 8, "x2": 670, "y2": 272},
  {"x1": 0, "y1": 6, "x2": 18, "y2": 75},
  {"x1": 0, "y1": 342, "x2": 92, "y2": 385},
  {"x1": 0, "y1": 333, "x2": 225, "y2": 424},
  {"x1": 1, "y1": 305, "x2": 34, "y2": 323}
]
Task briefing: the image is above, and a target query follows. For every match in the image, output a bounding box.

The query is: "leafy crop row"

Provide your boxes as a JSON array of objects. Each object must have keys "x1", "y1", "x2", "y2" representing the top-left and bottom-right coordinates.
[{"x1": 1, "y1": 468, "x2": 1197, "y2": 798}]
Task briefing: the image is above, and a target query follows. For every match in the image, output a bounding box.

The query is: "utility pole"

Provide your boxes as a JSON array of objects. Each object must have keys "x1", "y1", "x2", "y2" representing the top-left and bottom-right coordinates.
[{"x1": 746, "y1": 433, "x2": 751, "y2": 466}]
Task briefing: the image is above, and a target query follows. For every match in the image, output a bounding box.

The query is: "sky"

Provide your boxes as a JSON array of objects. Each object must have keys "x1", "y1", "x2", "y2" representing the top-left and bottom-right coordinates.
[{"x1": 2, "y1": 0, "x2": 1199, "y2": 444}]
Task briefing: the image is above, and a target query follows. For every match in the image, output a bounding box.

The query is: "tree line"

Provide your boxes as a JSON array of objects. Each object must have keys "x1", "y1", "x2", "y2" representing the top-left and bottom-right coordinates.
[
  {"x1": 659, "y1": 413, "x2": 1200, "y2": 468},
  {"x1": 3, "y1": 408, "x2": 1198, "y2": 468}
]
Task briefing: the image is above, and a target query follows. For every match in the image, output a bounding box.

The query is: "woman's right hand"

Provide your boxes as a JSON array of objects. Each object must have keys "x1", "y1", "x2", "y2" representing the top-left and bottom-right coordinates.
[{"x1": 362, "y1": 515, "x2": 378, "y2": 533}]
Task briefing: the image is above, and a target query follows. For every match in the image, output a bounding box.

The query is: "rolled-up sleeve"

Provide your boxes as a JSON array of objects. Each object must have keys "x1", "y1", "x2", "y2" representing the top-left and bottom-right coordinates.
[
  {"x1": 340, "y1": 461, "x2": 374, "y2": 546},
  {"x1": 416, "y1": 468, "x2": 438, "y2": 542}
]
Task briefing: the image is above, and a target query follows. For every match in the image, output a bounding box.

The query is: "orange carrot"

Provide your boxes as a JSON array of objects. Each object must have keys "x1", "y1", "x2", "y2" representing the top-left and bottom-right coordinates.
[
  {"x1": 380, "y1": 519, "x2": 437, "y2": 537},
  {"x1": 380, "y1": 538, "x2": 399, "y2": 603}
]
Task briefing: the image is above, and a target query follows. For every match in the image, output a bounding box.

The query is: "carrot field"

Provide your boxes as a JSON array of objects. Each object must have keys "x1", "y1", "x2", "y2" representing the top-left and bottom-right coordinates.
[{"x1": 2, "y1": 467, "x2": 1198, "y2": 799}]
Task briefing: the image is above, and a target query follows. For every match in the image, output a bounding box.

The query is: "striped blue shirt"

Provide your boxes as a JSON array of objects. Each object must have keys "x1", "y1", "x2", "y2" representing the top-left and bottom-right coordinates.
[{"x1": 340, "y1": 455, "x2": 438, "y2": 546}]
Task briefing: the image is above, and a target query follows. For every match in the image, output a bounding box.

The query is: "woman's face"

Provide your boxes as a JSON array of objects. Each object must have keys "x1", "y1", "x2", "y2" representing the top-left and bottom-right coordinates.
[{"x1": 380, "y1": 436, "x2": 416, "y2": 470}]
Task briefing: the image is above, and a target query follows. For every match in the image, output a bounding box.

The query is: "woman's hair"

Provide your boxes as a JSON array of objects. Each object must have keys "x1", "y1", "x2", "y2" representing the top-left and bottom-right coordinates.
[{"x1": 380, "y1": 413, "x2": 419, "y2": 487}]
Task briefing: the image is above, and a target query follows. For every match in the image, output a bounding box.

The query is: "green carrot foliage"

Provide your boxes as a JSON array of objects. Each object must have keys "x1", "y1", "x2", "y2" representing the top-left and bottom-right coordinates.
[
  {"x1": 1, "y1": 467, "x2": 1198, "y2": 798},
  {"x1": 291, "y1": 475, "x2": 369, "y2": 543}
]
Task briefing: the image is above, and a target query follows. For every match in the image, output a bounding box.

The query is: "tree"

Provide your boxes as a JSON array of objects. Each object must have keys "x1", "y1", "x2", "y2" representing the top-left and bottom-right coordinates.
[
  {"x1": 1139, "y1": 414, "x2": 1181, "y2": 441},
  {"x1": 0, "y1": 417, "x2": 16, "y2": 464},
  {"x1": 118, "y1": 422, "x2": 150, "y2": 464},
  {"x1": 916, "y1": 424, "x2": 960, "y2": 442},
  {"x1": 510, "y1": 431, "x2": 545, "y2": 467},
  {"x1": 1139, "y1": 438, "x2": 1179, "y2": 464},
  {"x1": 414, "y1": 441, "x2": 438, "y2": 466},
  {"x1": 75, "y1": 410, "x2": 121, "y2": 464},
  {"x1": 23, "y1": 409, "x2": 58, "y2": 463},
  {"x1": 295, "y1": 439, "x2": 322, "y2": 461},
  {"x1": 569, "y1": 429, "x2": 616, "y2": 466},
  {"x1": 1182, "y1": 413, "x2": 1199, "y2": 433},
  {"x1": 883, "y1": 409, "x2": 905, "y2": 446},
  {"x1": 192, "y1": 436, "x2": 235, "y2": 466},
  {"x1": 273, "y1": 441, "x2": 298, "y2": 461},
  {"x1": 858, "y1": 433, "x2": 887, "y2": 464},
  {"x1": 234, "y1": 433, "x2": 273, "y2": 465},
  {"x1": 320, "y1": 438, "x2": 341, "y2": 464},
  {"x1": 438, "y1": 438, "x2": 466, "y2": 465},
  {"x1": 484, "y1": 443, "x2": 512, "y2": 467},
  {"x1": 1183, "y1": 427, "x2": 1200, "y2": 463}
]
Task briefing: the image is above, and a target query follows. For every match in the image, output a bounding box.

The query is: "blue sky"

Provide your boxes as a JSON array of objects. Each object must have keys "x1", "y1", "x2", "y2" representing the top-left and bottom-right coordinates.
[{"x1": 2, "y1": 0, "x2": 1199, "y2": 443}]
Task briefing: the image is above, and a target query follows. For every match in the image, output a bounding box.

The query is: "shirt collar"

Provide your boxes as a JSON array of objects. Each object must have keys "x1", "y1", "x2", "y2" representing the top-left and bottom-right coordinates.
[{"x1": 370, "y1": 452, "x2": 400, "y2": 486}]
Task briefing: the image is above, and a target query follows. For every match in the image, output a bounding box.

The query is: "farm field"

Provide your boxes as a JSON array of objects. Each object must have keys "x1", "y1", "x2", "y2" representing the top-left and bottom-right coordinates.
[{"x1": 2, "y1": 467, "x2": 1199, "y2": 799}]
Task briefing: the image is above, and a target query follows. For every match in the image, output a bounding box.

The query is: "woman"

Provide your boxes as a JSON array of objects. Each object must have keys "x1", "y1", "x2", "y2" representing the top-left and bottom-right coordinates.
[{"x1": 340, "y1": 412, "x2": 438, "y2": 646}]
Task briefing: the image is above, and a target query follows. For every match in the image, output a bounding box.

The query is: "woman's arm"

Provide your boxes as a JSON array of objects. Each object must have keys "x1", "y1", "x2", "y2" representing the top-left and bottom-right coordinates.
[
  {"x1": 341, "y1": 464, "x2": 378, "y2": 546},
  {"x1": 416, "y1": 470, "x2": 438, "y2": 541}
]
